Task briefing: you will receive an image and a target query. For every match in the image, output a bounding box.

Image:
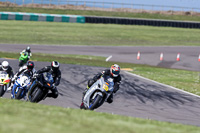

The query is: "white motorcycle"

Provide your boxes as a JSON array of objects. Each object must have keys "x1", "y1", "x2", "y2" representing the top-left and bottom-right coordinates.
[
  {"x1": 11, "y1": 73, "x2": 31, "y2": 100},
  {"x1": 80, "y1": 75, "x2": 114, "y2": 110},
  {"x1": 0, "y1": 71, "x2": 11, "y2": 97}
]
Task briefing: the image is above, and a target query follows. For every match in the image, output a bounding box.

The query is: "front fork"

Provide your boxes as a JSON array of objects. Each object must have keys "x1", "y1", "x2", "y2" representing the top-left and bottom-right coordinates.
[{"x1": 11, "y1": 83, "x2": 18, "y2": 99}]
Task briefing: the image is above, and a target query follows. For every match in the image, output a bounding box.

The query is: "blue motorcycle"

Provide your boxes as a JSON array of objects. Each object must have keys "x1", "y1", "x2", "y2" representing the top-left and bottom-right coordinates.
[{"x1": 11, "y1": 73, "x2": 31, "y2": 100}]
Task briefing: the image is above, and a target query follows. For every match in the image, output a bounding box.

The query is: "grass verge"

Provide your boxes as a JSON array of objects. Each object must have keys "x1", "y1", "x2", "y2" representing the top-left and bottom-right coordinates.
[
  {"x1": 1, "y1": 7, "x2": 200, "y2": 22},
  {"x1": 1, "y1": 51, "x2": 199, "y2": 96},
  {"x1": 0, "y1": 98, "x2": 200, "y2": 133},
  {"x1": 0, "y1": 20, "x2": 200, "y2": 46}
]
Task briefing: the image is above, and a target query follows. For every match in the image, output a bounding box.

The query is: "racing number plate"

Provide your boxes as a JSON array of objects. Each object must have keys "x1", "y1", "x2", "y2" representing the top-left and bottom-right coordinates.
[{"x1": 103, "y1": 83, "x2": 109, "y2": 91}]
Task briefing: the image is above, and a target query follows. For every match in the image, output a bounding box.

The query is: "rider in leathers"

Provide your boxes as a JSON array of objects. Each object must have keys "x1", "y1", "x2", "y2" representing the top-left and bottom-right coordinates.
[
  {"x1": 19, "y1": 46, "x2": 32, "y2": 67},
  {"x1": 14, "y1": 61, "x2": 36, "y2": 78},
  {"x1": 35, "y1": 61, "x2": 61, "y2": 98},
  {"x1": 0, "y1": 61, "x2": 14, "y2": 87},
  {"x1": 81, "y1": 64, "x2": 121, "y2": 107}
]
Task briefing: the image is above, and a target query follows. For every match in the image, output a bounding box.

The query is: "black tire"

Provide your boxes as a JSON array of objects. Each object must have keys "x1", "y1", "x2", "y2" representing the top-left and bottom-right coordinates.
[
  {"x1": 0, "y1": 85, "x2": 6, "y2": 97},
  {"x1": 89, "y1": 94, "x2": 103, "y2": 110},
  {"x1": 14, "y1": 88, "x2": 23, "y2": 100},
  {"x1": 29, "y1": 87, "x2": 43, "y2": 103}
]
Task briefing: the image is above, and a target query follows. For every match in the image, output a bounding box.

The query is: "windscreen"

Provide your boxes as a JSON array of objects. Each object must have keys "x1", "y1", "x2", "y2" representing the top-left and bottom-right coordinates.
[{"x1": 43, "y1": 72, "x2": 54, "y2": 83}]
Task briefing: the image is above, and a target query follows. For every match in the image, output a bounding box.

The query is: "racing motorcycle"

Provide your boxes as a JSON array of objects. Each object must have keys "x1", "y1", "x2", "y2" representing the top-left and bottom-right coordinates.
[
  {"x1": 19, "y1": 51, "x2": 29, "y2": 67},
  {"x1": 11, "y1": 73, "x2": 31, "y2": 100},
  {"x1": 80, "y1": 75, "x2": 114, "y2": 110},
  {"x1": 28, "y1": 72, "x2": 54, "y2": 103},
  {"x1": 0, "y1": 71, "x2": 11, "y2": 97}
]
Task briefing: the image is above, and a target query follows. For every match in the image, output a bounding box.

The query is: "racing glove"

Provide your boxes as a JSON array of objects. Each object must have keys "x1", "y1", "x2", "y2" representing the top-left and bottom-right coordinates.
[{"x1": 33, "y1": 73, "x2": 39, "y2": 78}]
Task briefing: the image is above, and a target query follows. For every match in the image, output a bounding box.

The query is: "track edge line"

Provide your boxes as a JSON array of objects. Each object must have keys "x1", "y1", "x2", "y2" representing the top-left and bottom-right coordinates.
[{"x1": 124, "y1": 71, "x2": 200, "y2": 99}]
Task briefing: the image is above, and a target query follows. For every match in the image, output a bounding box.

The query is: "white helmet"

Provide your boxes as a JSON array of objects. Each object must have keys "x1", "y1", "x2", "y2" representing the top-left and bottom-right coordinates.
[{"x1": 2, "y1": 61, "x2": 9, "y2": 71}]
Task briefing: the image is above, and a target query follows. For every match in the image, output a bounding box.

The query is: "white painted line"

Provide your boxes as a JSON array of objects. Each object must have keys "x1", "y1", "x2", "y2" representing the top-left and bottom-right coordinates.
[
  {"x1": 124, "y1": 71, "x2": 200, "y2": 98},
  {"x1": 105, "y1": 55, "x2": 112, "y2": 62}
]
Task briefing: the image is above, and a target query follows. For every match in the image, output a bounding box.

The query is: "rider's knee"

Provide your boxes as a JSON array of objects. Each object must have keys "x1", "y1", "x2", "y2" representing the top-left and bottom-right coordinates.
[
  {"x1": 53, "y1": 91, "x2": 58, "y2": 98},
  {"x1": 88, "y1": 79, "x2": 95, "y2": 88}
]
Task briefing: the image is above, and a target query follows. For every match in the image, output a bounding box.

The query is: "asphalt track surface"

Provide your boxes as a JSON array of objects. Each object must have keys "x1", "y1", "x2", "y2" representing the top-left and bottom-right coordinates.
[
  {"x1": 1, "y1": 44, "x2": 200, "y2": 71},
  {"x1": 1, "y1": 44, "x2": 200, "y2": 127}
]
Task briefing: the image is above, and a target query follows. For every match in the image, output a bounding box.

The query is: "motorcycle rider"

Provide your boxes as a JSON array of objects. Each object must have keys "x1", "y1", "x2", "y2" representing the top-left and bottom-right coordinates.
[
  {"x1": 0, "y1": 61, "x2": 14, "y2": 87},
  {"x1": 21, "y1": 46, "x2": 32, "y2": 59},
  {"x1": 19, "y1": 46, "x2": 32, "y2": 67},
  {"x1": 13, "y1": 61, "x2": 36, "y2": 81},
  {"x1": 80, "y1": 64, "x2": 121, "y2": 107},
  {"x1": 10, "y1": 61, "x2": 36, "y2": 97},
  {"x1": 34, "y1": 61, "x2": 61, "y2": 99}
]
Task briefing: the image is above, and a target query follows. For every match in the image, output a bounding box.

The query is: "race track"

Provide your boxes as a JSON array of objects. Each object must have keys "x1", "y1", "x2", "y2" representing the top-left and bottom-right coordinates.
[
  {"x1": 1, "y1": 44, "x2": 200, "y2": 127},
  {"x1": 1, "y1": 44, "x2": 200, "y2": 71}
]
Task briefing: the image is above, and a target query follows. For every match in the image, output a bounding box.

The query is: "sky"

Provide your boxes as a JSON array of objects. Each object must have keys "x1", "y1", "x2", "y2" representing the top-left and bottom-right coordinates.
[
  {"x1": 3, "y1": 0, "x2": 200, "y2": 11},
  {"x1": 78, "y1": 0, "x2": 200, "y2": 8}
]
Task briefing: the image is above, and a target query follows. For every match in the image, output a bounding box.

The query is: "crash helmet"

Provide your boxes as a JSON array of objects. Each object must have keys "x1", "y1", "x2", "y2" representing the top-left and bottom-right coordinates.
[
  {"x1": 27, "y1": 61, "x2": 34, "y2": 71},
  {"x1": 110, "y1": 64, "x2": 120, "y2": 77},
  {"x1": 26, "y1": 46, "x2": 31, "y2": 53},
  {"x1": 51, "y1": 61, "x2": 60, "y2": 72},
  {"x1": 1, "y1": 61, "x2": 9, "y2": 71}
]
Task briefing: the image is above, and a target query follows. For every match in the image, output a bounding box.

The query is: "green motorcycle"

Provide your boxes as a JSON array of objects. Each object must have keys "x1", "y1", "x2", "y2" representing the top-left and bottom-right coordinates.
[{"x1": 19, "y1": 52, "x2": 29, "y2": 67}]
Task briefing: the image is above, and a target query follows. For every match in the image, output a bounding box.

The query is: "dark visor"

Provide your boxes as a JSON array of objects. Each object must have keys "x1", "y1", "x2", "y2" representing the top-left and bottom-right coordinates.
[
  {"x1": 112, "y1": 70, "x2": 119, "y2": 75},
  {"x1": 3, "y1": 66, "x2": 8, "y2": 69}
]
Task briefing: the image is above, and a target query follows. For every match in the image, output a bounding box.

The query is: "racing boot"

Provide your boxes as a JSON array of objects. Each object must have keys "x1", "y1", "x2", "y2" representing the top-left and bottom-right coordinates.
[
  {"x1": 107, "y1": 93, "x2": 113, "y2": 104},
  {"x1": 7, "y1": 85, "x2": 12, "y2": 91},
  {"x1": 80, "y1": 88, "x2": 88, "y2": 109},
  {"x1": 46, "y1": 86, "x2": 58, "y2": 99}
]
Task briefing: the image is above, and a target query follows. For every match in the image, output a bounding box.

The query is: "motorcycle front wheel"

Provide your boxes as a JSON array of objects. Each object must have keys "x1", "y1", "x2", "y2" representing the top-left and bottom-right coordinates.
[
  {"x1": 29, "y1": 87, "x2": 43, "y2": 103},
  {"x1": 89, "y1": 94, "x2": 103, "y2": 110},
  {"x1": 14, "y1": 88, "x2": 24, "y2": 100}
]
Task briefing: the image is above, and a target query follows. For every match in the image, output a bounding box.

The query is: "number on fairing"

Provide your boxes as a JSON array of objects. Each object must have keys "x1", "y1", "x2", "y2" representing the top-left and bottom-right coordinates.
[{"x1": 103, "y1": 84, "x2": 109, "y2": 91}]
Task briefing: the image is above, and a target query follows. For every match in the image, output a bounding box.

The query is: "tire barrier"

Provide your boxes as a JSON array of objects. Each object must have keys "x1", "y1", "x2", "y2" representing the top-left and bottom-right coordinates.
[
  {"x1": 1, "y1": 12, "x2": 199, "y2": 28},
  {"x1": 85, "y1": 16, "x2": 200, "y2": 29},
  {"x1": 0, "y1": 12, "x2": 85, "y2": 23}
]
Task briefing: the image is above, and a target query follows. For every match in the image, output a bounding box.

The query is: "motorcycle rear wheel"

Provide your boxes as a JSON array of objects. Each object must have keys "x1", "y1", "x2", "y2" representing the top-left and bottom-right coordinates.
[{"x1": 0, "y1": 85, "x2": 6, "y2": 97}]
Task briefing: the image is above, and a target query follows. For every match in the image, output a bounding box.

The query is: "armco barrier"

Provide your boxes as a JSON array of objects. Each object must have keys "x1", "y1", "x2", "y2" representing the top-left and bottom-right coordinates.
[
  {"x1": 85, "y1": 16, "x2": 200, "y2": 29},
  {"x1": 0, "y1": 12, "x2": 85, "y2": 23}
]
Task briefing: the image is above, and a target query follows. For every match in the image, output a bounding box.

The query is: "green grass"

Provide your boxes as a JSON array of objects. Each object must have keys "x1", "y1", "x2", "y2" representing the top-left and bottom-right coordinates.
[
  {"x1": 0, "y1": 98, "x2": 200, "y2": 133},
  {"x1": 39, "y1": 53, "x2": 106, "y2": 60},
  {"x1": 1, "y1": 51, "x2": 200, "y2": 96},
  {"x1": 132, "y1": 67, "x2": 200, "y2": 95},
  {"x1": 0, "y1": 20, "x2": 200, "y2": 46},
  {"x1": 1, "y1": 7, "x2": 200, "y2": 22}
]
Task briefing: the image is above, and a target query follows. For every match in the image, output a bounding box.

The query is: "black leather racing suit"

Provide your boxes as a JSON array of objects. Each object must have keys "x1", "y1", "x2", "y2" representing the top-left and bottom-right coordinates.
[
  {"x1": 15, "y1": 68, "x2": 35, "y2": 78},
  {"x1": 86, "y1": 69, "x2": 122, "y2": 103},
  {"x1": 36, "y1": 66, "x2": 61, "y2": 98}
]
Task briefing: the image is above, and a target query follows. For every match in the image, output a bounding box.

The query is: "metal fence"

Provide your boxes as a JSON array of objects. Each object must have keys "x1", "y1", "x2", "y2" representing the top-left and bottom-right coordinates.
[{"x1": 1, "y1": 0, "x2": 200, "y2": 15}]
